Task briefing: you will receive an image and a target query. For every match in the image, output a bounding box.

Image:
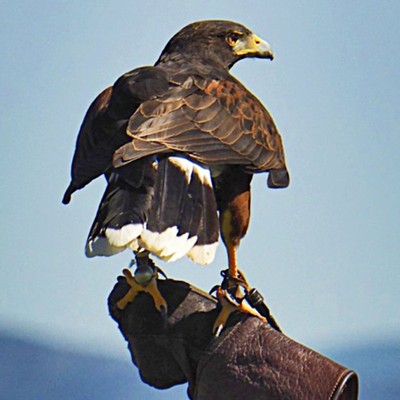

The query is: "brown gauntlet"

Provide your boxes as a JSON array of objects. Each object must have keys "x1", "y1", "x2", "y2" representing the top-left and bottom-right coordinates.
[{"x1": 108, "y1": 276, "x2": 358, "y2": 400}]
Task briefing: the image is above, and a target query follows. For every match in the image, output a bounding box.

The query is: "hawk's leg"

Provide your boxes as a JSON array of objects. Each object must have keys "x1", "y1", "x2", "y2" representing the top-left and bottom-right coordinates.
[
  {"x1": 116, "y1": 253, "x2": 168, "y2": 317},
  {"x1": 212, "y1": 286, "x2": 266, "y2": 336},
  {"x1": 227, "y1": 242, "x2": 239, "y2": 281},
  {"x1": 212, "y1": 268, "x2": 266, "y2": 336}
]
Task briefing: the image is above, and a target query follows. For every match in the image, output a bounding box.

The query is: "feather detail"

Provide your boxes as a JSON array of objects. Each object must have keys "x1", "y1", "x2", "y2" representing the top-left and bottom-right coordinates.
[
  {"x1": 85, "y1": 236, "x2": 126, "y2": 257},
  {"x1": 105, "y1": 223, "x2": 144, "y2": 247},
  {"x1": 139, "y1": 227, "x2": 198, "y2": 262},
  {"x1": 187, "y1": 242, "x2": 219, "y2": 265}
]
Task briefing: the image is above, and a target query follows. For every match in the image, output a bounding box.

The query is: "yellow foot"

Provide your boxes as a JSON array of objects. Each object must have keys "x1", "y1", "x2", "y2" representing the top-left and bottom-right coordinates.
[
  {"x1": 116, "y1": 268, "x2": 168, "y2": 316},
  {"x1": 213, "y1": 287, "x2": 266, "y2": 337}
]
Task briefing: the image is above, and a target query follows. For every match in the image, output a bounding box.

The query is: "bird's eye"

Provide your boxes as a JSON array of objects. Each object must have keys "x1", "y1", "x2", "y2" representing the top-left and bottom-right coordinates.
[{"x1": 226, "y1": 32, "x2": 242, "y2": 46}]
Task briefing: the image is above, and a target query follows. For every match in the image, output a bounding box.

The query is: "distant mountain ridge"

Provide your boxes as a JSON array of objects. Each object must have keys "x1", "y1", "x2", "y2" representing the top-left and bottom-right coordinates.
[
  {"x1": 1, "y1": 331, "x2": 399, "y2": 399},
  {"x1": 0, "y1": 332, "x2": 187, "y2": 400}
]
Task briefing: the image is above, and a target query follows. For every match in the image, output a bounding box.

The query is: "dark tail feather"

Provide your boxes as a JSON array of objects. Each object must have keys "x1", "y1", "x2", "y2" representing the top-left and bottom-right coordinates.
[
  {"x1": 85, "y1": 160, "x2": 156, "y2": 257},
  {"x1": 140, "y1": 157, "x2": 219, "y2": 264},
  {"x1": 85, "y1": 156, "x2": 219, "y2": 264},
  {"x1": 186, "y1": 163, "x2": 220, "y2": 264}
]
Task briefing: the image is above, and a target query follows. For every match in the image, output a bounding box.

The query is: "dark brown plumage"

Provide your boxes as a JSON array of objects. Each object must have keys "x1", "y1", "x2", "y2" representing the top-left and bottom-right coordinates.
[{"x1": 63, "y1": 20, "x2": 289, "y2": 279}]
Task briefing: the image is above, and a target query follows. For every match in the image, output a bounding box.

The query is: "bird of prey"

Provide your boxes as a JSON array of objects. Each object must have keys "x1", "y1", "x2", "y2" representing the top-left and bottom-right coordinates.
[{"x1": 63, "y1": 20, "x2": 289, "y2": 325}]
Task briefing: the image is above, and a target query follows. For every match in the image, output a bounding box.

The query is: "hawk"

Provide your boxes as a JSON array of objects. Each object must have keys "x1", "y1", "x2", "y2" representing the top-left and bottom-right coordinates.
[{"x1": 63, "y1": 20, "x2": 289, "y2": 327}]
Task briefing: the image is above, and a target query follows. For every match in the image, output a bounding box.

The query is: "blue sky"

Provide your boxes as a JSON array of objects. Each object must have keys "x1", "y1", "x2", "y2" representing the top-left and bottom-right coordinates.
[{"x1": 1, "y1": 0, "x2": 399, "y2": 393}]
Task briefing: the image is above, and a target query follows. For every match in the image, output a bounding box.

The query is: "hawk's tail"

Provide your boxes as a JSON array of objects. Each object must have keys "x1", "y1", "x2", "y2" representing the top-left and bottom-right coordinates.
[{"x1": 86, "y1": 157, "x2": 219, "y2": 265}]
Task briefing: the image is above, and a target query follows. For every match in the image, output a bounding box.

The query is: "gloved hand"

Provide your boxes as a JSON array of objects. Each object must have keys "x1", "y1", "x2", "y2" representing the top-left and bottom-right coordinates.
[{"x1": 108, "y1": 276, "x2": 358, "y2": 400}]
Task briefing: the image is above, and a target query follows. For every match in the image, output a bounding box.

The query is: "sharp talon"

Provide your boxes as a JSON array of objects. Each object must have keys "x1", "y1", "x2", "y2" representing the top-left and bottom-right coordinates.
[
  {"x1": 143, "y1": 275, "x2": 168, "y2": 314},
  {"x1": 214, "y1": 324, "x2": 224, "y2": 337},
  {"x1": 209, "y1": 284, "x2": 219, "y2": 295},
  {"x1": 155, "y1": 267, "x2": 168, "y2": 279},
  {"x1": 159, "y1": 305, "x2": 168, "y2": 320}
]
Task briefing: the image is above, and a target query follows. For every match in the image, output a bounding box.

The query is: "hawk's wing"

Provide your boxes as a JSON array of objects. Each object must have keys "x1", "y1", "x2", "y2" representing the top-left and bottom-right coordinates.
[
  {"x1": 113, "y1": 73, "x2": 289, "y2": 187},
  {"x1": 62, "y1": 67, "x2": 172, "y2": 204}
]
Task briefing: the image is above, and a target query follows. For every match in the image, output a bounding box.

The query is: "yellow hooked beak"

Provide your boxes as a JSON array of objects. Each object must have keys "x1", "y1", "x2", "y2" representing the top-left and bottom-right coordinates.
[{"x1": 232, "y1": 33, "x2": 274, "y2": 60}]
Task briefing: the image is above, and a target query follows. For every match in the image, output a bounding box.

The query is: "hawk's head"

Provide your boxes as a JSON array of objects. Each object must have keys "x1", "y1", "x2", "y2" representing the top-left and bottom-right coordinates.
[{"x1": 157, "y1": 20, "x2": 274, "y2": 69}]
